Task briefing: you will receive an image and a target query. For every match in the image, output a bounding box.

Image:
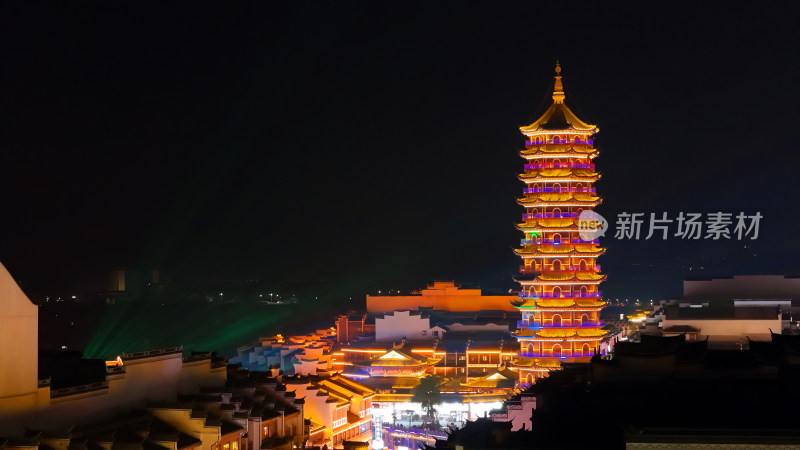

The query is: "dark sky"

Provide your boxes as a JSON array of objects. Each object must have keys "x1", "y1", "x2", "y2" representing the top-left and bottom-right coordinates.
[{"x1": 2, "y1": 1, "x2": 799, "y2": 300}]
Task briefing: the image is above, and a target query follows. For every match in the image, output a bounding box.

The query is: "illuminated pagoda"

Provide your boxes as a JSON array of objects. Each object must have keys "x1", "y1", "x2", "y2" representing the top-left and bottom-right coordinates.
[{"x1": 511, "y1": 63, "x2": 607, "y2": 385}]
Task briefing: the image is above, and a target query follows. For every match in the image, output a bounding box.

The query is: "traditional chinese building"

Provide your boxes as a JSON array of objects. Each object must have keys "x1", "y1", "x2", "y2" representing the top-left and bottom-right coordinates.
[
  {"x1": 511, "y1": 64, "x2": 608, "y2": 385},
  {"x1": 366, "y1": 281, "x2": 517, "y2": 314},
  {"x1": 352, "y1": 346, "x2": 442, "y2": 378},
  {"x1": 230, "y1": 330, "x2": 337, "y2": 375},
  {"x1": 283, "y1": 373, "x2": 375, "y2": 447}
]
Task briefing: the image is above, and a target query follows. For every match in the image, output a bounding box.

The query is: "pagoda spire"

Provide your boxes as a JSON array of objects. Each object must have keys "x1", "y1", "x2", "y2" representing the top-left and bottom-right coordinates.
[
  {"x1": 552, "y1": 61, "x2": 565, "y2": 104},
  {"x1": 520, "y1": 61, "x2": 596, "y2": 134}
]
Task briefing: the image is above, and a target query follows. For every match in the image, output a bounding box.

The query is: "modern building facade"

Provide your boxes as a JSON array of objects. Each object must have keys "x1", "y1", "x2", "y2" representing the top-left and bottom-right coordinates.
[{"x1": 511, "y1": 64, "x2": 608, "y2": 384}]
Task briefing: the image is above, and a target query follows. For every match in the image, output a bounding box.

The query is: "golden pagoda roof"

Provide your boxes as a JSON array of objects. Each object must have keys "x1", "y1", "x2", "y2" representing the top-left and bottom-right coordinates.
[
  {"x1": 520, "y1": 146, "x2": 598, "y2": 156},
  {"x1": 514, "y1": 244, "x2": 605, "y2": 255},
  {"x1": 535, "y1": 328, "x2": 579, "y2": 338},
  {"x1": 511, "y1": 328, "x2": 535, "y2": 337},
  {"x1": 520, "y1": 63, "x2": 597, "y2": 134},
  {"x1": 517, "y1": 199, "x2": 600, "y2": 207},
  {"x1": 541, "y1": 328, "x2": 608, "y2": 338},
  {"x1": 511, "y1": 356, "x2": 561, "y2": 369},
  {"x1": 517, "y1": 193, "x2": 601, "y2": 205},
  {"x1": 519, "y1": 168, "x2": 600, "y2": 180},
  {"x1": 575, "y1": 300, "x2": 608, "y2": 307},
  {"x1": 518, "y1": 218, "x2": 577, "y2": 228},
  {"x1": 460, "y1": 369, "x2": 518, "y2": 388},
  {"x1": 535, "y1": 273, "x2": 606, "y2": 282},
  {"x1": 522, "y1": 298, "x2": 578, "y2": 309},
  {"x1": 517, "y1": 222, "x2": 580, "y2": 232},
  {"x1": 512, "y1": 327, "x2": 608, "y2": 339},
  {"x1": 513, "y1": 299, "x2": 607, "y2": 309}
]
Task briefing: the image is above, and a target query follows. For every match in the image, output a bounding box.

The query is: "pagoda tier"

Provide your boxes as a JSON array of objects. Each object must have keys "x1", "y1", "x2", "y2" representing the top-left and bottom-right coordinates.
[
  {"x1": 520, "y1": 145, "x2": 598, "y2": 158},
  {"x1": 517, "y1": 193, "x2": 601, "y2": 207},
  {"x1": 510, "y1": 63, "x2": 608, "y2": 387},
  {"x1": 512, "y1": 300, "x2": 606, "y2": 310},
  {"x1": 518, "y1": 169, "x2": 601, "y2": 183}
]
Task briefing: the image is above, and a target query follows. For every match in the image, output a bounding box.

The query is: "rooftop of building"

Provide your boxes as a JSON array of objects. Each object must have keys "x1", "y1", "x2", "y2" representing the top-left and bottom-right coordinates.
[
  {"x1": 436, "y1": 331, "x2": 516, "y2": 352},
  {"x1": 662, "y1": 325, "x2": 700, "y2": 333},
  {"x1": 664, "y1": 304, "x2": 780, "y2": 320},
  {"x1": 20, "y1": 411, "x2": 221, "y2": 450},
  {"x1": 469, "y1": 332, "x2": 800, "y2": 448},
  {"x1": 353, "y1": 375, "x2": 421, "y2": 391},
  {"x1": 683, "y1": 274, "x2": 800, "y2": 300},
  {"x1": 353, "y1": 347, "x2": 438, "y2": 369},
  {"x1": 461, "y1": 369, "x2": 517, "y2": 389},
  {"x1": 368, "y1": 308, "x2": 515, "y2": 325},
  {"x1": 519, "y1": 63, "x2": 597, "y2": 134},
  {"x1": 339, "y1": 330, "x2": 516, "y2": 353},
  {"x1": 309, "y1": 373, "x2": 375, "y2": 398},
  {"x1": 38, "y1": 350, "x2": 107, "y2": 390},
  {"x1": 367, "y1": 281, "x2": 516, "y2": 298}
]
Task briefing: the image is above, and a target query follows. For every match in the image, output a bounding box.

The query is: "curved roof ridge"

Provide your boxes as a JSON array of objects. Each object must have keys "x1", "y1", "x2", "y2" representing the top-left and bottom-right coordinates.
[{"x1": 520, "y1": 63, "x2": 597, "y2": 134}]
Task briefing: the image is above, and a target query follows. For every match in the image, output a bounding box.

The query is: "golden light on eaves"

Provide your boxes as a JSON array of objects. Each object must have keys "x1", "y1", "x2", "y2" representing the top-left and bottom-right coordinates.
[{"x1": 511, "y1": 63, "x2": 608, "y2": 381}]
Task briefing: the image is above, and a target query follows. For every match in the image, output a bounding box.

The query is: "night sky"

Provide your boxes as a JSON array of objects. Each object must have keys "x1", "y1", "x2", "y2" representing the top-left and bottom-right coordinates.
[{"x1": 2, "y1": 1, "x2": 799, "y2": 301}]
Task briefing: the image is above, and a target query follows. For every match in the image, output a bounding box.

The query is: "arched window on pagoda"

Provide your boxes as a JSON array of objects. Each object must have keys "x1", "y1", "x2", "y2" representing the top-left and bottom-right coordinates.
[
  {"x1": 527, "y1": 343, "x2": 534, "y2": 355},
  {"x1": 526, "y1": 373, "x2": 533, "y2": 385},
  {"x1": 552, "y1": 314, "x2": 562, "y2": 327},
  {"x1": 580, "y1": 286, "x2": 588, "y2": 297},
  {"x1": 579, "y1": 259, "x2": 587, "y2": 271},
  {"x1": 553, "y1": 158, "x2": 562, "y2": 168},
  {"x1": 581, "y1": 313, "x2": 590, "y2": 325},
  {"x1": 552, "y1": 344, "x2": 562, "y2": 357},
  {"x1": 552, "y1": 183, "x2": 562, "y2": 193},
  {"x1": 553, "y1": 233, "x2": 562, "y2": 245},
  {"x1": 552, "y1": 260, "x2": 562, "y2": 271},
  {"x1": 552, "y1": 287, "x2": 562, "y2": 299},
  {"x1": 575, "y1": 182, "x2": 583, "y2": 192},
  {"x1": 552, "y1": 135, "x2": 561, "y2": 144},
  {"x1": 582, "y1": 343, "x2": 592, "y2": 357}
]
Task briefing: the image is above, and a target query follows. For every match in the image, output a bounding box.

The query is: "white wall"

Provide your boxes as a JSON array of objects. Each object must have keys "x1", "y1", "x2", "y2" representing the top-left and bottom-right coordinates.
[
  {"x1": 33, "y1": 352, "x2": 185, "y2": 429},
  {"x1": 684, "y1": 275, "x2": 800, "y2": 299},
  {"x1": 0, "y1": 263, "x2": 40, "y2": 435},
  {"x1": 0, "y1": 263, "x2": 228, "y2": 437},
  {"x1": 446, "y1": 323, "x2": 508, "y2": 332},
  {"x1": 663, "y1": 318, "x2": 780, "y2": 348},
  {"x1": 663, "y1": 318, "x2": 780, "y2": 337},
  {"x1": 375, "y1": 311, "x2": 439, "y2": 343}
]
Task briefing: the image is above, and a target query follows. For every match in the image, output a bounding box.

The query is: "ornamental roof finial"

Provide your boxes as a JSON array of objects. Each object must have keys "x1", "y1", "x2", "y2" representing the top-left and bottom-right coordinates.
[{"x1": 553, "y1": 61, "x2": 565, "y2": 104}]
